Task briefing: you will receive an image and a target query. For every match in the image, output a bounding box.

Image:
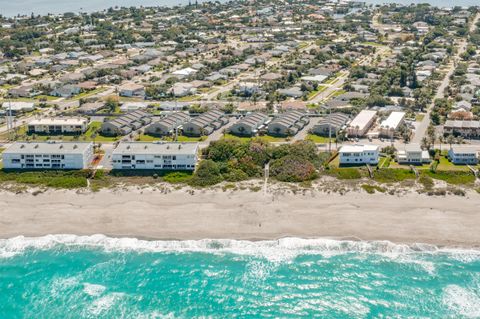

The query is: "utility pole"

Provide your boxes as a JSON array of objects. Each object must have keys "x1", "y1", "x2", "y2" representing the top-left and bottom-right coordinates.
[
  {"x1": 328, "y1": 106, "x2": 332, "y2": 153},
  {"x1": 7, "y1": 99, "x2": 13, "y2": 141}
]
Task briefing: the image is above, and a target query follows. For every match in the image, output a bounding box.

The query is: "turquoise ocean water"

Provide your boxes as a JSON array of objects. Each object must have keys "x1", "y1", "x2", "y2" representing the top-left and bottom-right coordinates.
[{"x1": 1, "y1": 235, "x2": 480, "y2": 318}]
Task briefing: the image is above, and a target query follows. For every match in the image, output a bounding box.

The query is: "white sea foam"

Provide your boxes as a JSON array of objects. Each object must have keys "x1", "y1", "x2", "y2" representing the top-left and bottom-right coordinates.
[
  {"x1": 83, "y1": 283, "x2": 106, "y2": 297},
  {"x1": 87, "y1": 292, "x2": 125, "y2": 316},
  {"x1": 442, "y1": 285, "x2": 480, "y2": 318},
  {"x1": 0, "y1": 234, "x2": 479, "y2": 262}
]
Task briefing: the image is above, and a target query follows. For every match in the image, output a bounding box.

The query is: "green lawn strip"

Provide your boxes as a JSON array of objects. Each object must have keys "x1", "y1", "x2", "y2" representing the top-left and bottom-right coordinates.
[
  {"x1": 307, "y1": 85, "x2": 328, "y2": 100},
  {"x1": 435, "y1": 156, "x2": 470, "y2": 172},
  {"x1": 415, "y1": 114, "x2": 425, "y2": 121},
  {"x1": 305, "y1": 134, "x2": 336, "y2": 144},
  {"x1": 324, "y1": 167, "x2": 366, "y2": 179},
  {"x1": 68, "y1": 87, "x2": 108, "y2": 101},
  {"x1": 222, "y1": 134, "x2": 287, "y2": 143},
  {"x1": 0, "y1": 170, "x2": 89, "y2": 188},
  {"x1": 421, "y1": 170, "x2": 475, "y2": 185},
  {"x1": 372, "y1": 168, "x2": 416, "y2": 183}
]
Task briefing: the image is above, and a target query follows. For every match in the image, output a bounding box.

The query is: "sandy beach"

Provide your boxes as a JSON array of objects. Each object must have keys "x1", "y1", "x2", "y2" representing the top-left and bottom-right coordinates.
[{"x1": 0, "y1": 187, "x2": 479, "y2": 248}]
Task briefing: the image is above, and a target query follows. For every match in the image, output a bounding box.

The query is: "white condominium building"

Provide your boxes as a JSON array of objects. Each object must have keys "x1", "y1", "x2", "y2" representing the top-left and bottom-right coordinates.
[
  {"x1": 2, "y1": 142, "x2": 94, "y2": 169},
  {"x1": 339, "y1": 144, "x2": 379, "y2": 165},
  {"x1": 347, "y1": 110, "x2": 377, "y2": 137},
  {"x1": 112, "y1": 142, "x2": 199, "y2": 170},
  {"x1": 379, "y1": 111, "x2": 405, "y2": 137},
  {"x1": 27, "y1": 117, "x2": 88, "y2": 134}
]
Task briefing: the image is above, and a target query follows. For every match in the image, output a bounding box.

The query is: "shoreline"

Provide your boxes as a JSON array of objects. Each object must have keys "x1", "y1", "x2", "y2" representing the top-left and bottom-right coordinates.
[{"x1": 1, "y1": 186, "x2": 480, "y2": 249}]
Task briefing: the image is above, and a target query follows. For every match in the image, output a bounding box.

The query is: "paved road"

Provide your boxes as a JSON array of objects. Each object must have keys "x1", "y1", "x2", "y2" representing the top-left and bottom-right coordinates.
[
  {"x1": 292, "y1": 117, "x2": 317, "y2": 141},
  {"x1": 205, "y1": 117, "x2": 239, "y2": 142},
  {"x1": 309, "y1": 71, "x2": 349, "y2": 104},
  {"x1": 412, "y1": 12, "x2": 480, "y2": 144}
]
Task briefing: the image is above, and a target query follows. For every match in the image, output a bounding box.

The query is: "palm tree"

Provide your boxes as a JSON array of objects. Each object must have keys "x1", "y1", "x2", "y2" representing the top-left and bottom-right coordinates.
[
  {"x1": 447, "y1": 135, "x2": 455, "y2": 149},
  {"x1": 438, "y1": 135, "x2": 444, "y2": 152},
  {"x1": 421, "y1": 137, "x2": 430, "y2": 151},
  {"x1": 427, "y1": 125, "x2": 436, "y2": 149}
]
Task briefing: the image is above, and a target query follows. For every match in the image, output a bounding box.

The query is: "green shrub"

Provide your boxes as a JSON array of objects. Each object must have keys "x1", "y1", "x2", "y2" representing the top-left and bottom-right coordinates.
[
  {"x1": 270, "y1": 155, "x2": 317, "y2": 182},
  {"x1": 418, "y1": 175, "x2": 434, "y2": 190},
  {"x1": 189, "y1": 160, "x2": 223, "y2": 186},
  {"x1": 361, "y1": 184, "x2": 386, "y2": 194},
  {"x1": 271, "y1": 140, "x2": 324, "y2": 167},
  {"x1": 163, "y1": 171, "x2": 192, "y2": 184},
  {"x1": 223, "y1": 169, "x2": 249, "y2": 182}
]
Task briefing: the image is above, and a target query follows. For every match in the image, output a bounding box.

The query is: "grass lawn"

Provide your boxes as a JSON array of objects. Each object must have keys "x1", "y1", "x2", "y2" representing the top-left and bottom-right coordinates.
[
  {"x1": 136, "y1": 134, "x2": 161, "y2": 142},
  {"x1": 117, "y1": 96, "x2": 144, "y2": 103},
  {"x1": 421, "y1": 170, "x2": 476, "y2": 185},
  {"x1": 436, "y1": 156, "x2": 470, "y2": 171},
  {"x1": 0, "y1": 170, "x2": 89, "y2": 188},
  {"x1": 305, "y1": 134, "x2": 336, "y2": 144},
  {"x1": 222, "y1": 133, "x2": 253, "y2": 142},
  {"x1": 324, "y1": 167, "x2": 366, "y2": 179},
  {"x1": 222, "y1": 133, "x2": 287, "y2": 143},
  {"x1": 0, "y1": 98, "x2": 39, "y2": 104},
  {"x1": 328, "y1": 154, "x2": 340, "y2": 168},
  {"x1": 198, "y1": 87, "x2": 217, "y2": 94},
  {"x1": 373, "y1": 168, "x2": 416, "y2": 183},
  {"x1": 298, "y1": 41, "x2": 309, "y2": 49},
  {"x1": 135, "y1": 133, "x2": 206, "y2": 142},
  {"x1": 389, "y1": 161, "x2": 431, "y2": 170},
  {"x1": 331, "y1": 89, "x2": 346, "y2": 98},
  {"x1": 378, "y1": 156, "x2": 391, "y2": 168},
  {"x1": 324, "y1": 76, "x2": 338, "y2": 85},
  {"x1": 177, "y1": 95, "x2": 201, "y2": 102},
  {"x1": 28, "y1": 95, "x2": 58, "y2": 101},
  {"x1": 69, "y1": 87, "x2": 108, "y2": 101},
  {"x1": 361, "y1": 41, "x2": 387, "y2": 47},
  {"x1": 307, "y1": 85, "x2": 328, "y2": 100},
  {"x1": 415, "y1": 114, "x2": 425, "y2": 121},
  {"x1": 83, "y1": 121, "x2": 120, "y2": 142}
]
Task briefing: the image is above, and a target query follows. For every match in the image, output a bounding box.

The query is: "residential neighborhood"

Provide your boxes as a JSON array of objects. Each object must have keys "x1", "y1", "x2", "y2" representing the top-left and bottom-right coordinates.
[{"x1": 0, "y1": 0, "x2": 480, "y2": 183}]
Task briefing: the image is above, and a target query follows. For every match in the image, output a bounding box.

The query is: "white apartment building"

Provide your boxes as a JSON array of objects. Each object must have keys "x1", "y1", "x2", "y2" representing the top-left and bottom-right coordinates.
[
  {"x1": 112, "y1": 142, "x2": 199, "y2": 170},
  {"x1": 2, "y1": 142, "x2": 94, "y2": 169},
  {"x1": 379, "y1": 111, "x2": 405, "y2": 138},
  {"x1": 347, "y1": 110, "x2": 377, "y2": 137},
  {"x1": 27, "y1": 118, "x2": 88, "y2": 134},
  {"x1": 338, "y1": 144, "x2": 379, "y2": 165}
]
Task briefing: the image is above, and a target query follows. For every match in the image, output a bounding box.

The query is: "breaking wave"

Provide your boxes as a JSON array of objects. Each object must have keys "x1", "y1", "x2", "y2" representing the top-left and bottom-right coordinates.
[{"x1": 1, "y1": 234, "x2": 479, "y2": 261}]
